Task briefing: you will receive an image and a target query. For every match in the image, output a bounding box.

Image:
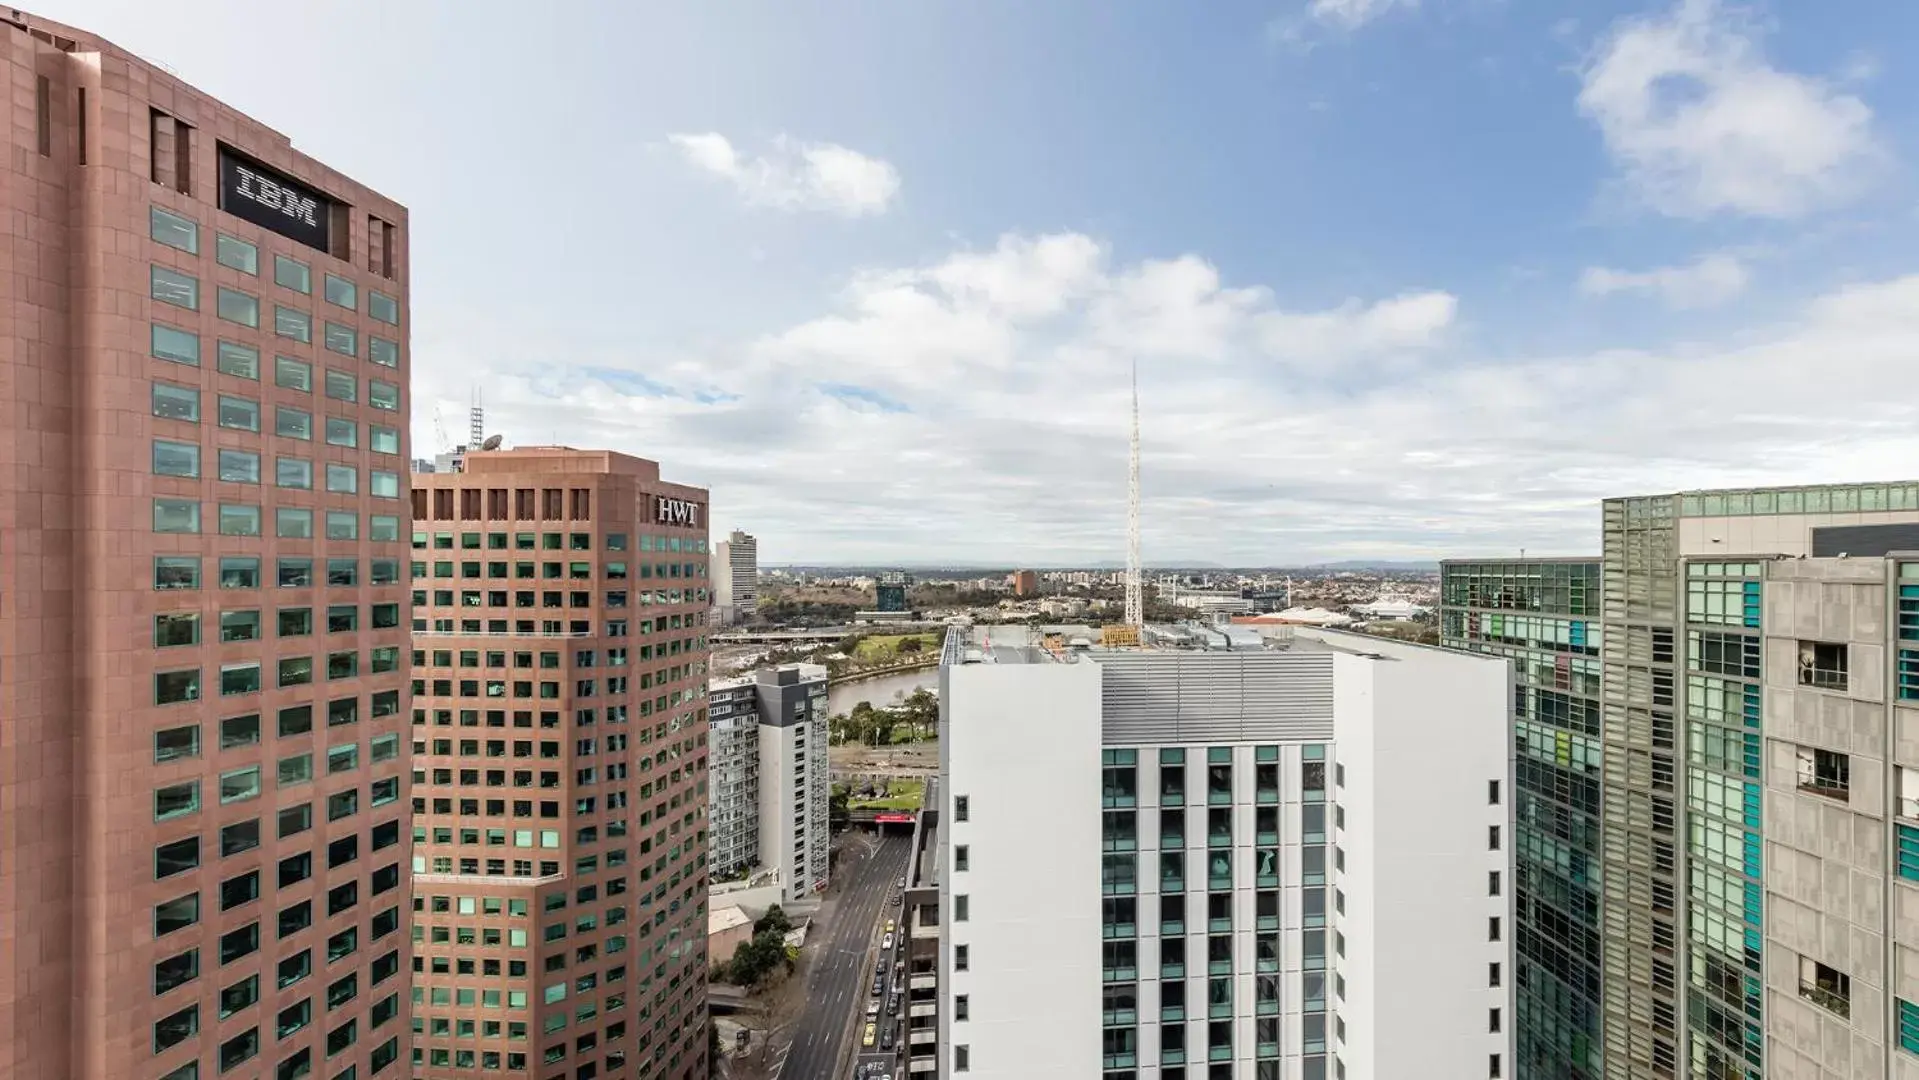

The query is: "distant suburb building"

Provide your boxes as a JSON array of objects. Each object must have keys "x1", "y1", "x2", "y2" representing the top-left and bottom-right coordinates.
[
  {"x1": 706, "y1": 664, "x2": 832, "y2": 904},
  {"x1": 714, "y1": 529, "x2": 758, "y2": 626},
  {"x1": 939, "y1": 623, "x2": 1513, "y2": 1080}
]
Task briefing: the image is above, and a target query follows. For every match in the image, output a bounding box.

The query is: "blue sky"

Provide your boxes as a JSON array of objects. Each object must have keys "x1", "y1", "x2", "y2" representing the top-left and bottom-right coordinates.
[{"x1": 51, "y1": 0, "x2": 1919, "y2": 564}]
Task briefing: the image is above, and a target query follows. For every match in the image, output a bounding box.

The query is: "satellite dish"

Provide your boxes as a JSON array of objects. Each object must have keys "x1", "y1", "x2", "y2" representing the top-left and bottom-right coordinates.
[{"x1": 481, "y1": 434, "x2": 504, "y2": 451}]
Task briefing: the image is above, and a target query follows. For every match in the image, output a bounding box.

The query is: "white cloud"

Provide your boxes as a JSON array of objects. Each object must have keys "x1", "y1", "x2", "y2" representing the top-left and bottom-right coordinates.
[
  {"x1": 666, "y1": 132, "x2": 900, "y2": 217},
  {"x1": 1307, "y1": 0, "x2": 1418, "y2": 30},
  {"x1": 1578, "y1": 253, "x2": 1749, "y2": 308},
  {"x1": 413, "y1": 230, "x2": 1919, "y2": 566},
  {"x1": 1578, "y1": 0, "x2": 1880, "y2": 218}
]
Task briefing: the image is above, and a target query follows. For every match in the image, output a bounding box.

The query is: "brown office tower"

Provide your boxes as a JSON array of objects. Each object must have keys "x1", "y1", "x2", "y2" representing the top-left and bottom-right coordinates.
[
  {"x1": 0, "y1": 10, "x2": 413, "y2": 1080},
  {"x1": 407, "y1": 448, "x2": 714, "y2": 1080}
]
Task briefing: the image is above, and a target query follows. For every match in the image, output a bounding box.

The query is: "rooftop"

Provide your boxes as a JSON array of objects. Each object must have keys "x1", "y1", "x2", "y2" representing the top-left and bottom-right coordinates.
[{"x1": 945, "y1": 622, "x2": 1411, "y2": 666}]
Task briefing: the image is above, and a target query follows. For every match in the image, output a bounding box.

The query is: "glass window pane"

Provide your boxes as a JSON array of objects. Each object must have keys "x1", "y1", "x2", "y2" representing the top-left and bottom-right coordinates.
[
  {"x1": 215, "y1": 233, "x2": 258, "y2": 273},
  {"x1": 371, "y1": 471, "x2": 400, "y2": 499},
  {"x1": 274, "y1": 355, "x2": 312, "y2": 392},
  {"x1": 368, "y1": 337, "x2": 399, "y2": 368},
  {"x1": 274, "y1": 255, "x2": 311, "y2": 294},
  {"x1": 324, "y1": 370, "x2": 357, "y2": 403},
  {"x1": 152, "y1": 382, "x2": 201, "y2": 422},
  {"x1": 369, "y1": 381, "x2": 399, "y2": 412},
  {"x1": 152, "y1": 323, "x2": 201, "y2": 365},
  {"x1": 326, "y1": 512, "x2": 359, "y2": 541},
  {"x1": 277, "y1": 457, "x2": 313, "y2": 489},
  {"x1": 151, "y1": 206, "x2": 199, "y2": 253},
  {"x1": 150, "y1": 265, "x2": 199, "y2": 310},
  {"x1": 324, "y1": 322, "x2": 358, "y2": 357},
  {"x1": 324, "y1": 274, "x2": 357, "y2": 309},
  {"x1": 325, "y1": 464, "x2": 358, "y2": 494},
  {"x1": 154, "y1": 499, "x2": 201, "y2": 534},
  {"x1": 153, "y1": 440, "x2": 200, "y2": 478},
  {"x1": 218, "y1": 395, "x2": 261, "y2": 432},
  {"x1": 217, "y1": 288, "x2": 260, "y2": 328},
  {"x1": 277, "y1": 508, "x2": 314, "y2": 539},
  {"x1": 368, "y1": 291, "x2": 398, "y2": 325},
  {"x1": 275, "y1": 407, "x2": 312, "y2": 440},
  {"x1": 218, "y1": 449, "x2": 261, "y2": 484},
  {"x1": 216, "y1": 341, "x2": 260, "y2": 380},
  {"x1": 274, "y1": 306, "x2": 311, "y2": 343},
  {"x1": 219, "y1": 505, "x2": 262, "y2": 537},
  {"x1": 370, "y1": 426, "x2": 400, "y2": 454},
  {"x1": 325, "y1": 417, "x2": 358, "y2": 448}
]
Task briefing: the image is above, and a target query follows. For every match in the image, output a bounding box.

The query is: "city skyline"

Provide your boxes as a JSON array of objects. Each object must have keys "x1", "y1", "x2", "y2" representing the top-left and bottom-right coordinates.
[{"x1": 32, "y1": 0, "x2": 1919, "y2": 565}]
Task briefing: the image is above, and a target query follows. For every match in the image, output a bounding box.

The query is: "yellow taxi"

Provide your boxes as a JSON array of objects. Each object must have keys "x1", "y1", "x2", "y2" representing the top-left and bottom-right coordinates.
[
  {"x1": 862, "y1": 1022, "x2": 878, "y2": 1048},
  {"x1": 884, "y1": 919, "x2": 895, "y2": 934}
]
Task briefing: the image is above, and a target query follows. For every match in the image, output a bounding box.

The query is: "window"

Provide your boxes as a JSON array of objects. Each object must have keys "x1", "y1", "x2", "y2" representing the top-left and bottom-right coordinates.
[
  {"x1": 277, "y1": 508, "x2": 314, "y2": 539},
  {"x1": 216, "y1": 341, "x2": 260, "y2": 380},
  {"x1": 275, "y1": 255, "x2": 312, "y2": 294},
  {"x1": 368, "y1": 291, "x2": 398, "y2": 325},
  {"x1": 326, "y1": 463, "x2": 358, "y2": 494},
  {"x1": 955, "y1": 895, "x2": 970, "y2": 921},
  {"x1": 217, "y1": 287, "x2": 260, "y2": 328},
  {"x1": 153, "y1": 439, "x2": 200, "y2": 478},
  {"x1": 278, "y1": 457, "x2": 314, "y2": 490},
  {"x1": 325, "y1": 417, "x2": 358, "y2": 448},
  {"x1": 155, "y1": 556, "x2": 201, "y2": 590},
  {"x1": 155, "y1": 893, "x2": 200, "y2": 937},
  {"x1": 155, "y1": 612, "x2": 201, "y2": 647},
  {"x1": 278, "y1": 558, "x2": 313, "y2": 587},
  {"x1": 154, "y1": 1005, "x2": 199, "y2": 1054},
  {"x1": 1488, "y1": 780, "x2": 1500, "y2": 805},
  {"x1": 152, "y1": 322, "x2": 201, "y2": 365},
  {"x1": 955, "y1": 845, "x2": 969, "y2": 872},
  {"x1": 954, "y1": 944, "x2": 969, "y2": 971},
  {"x1": 324, "y1": 322, "x2": 357, "y2": 357},
  {"x1": 219, "y1": 504, "x2": 262, "y2": 537},
  {"x1": 150, "y1": 264, "x2": 199, "y2": 310},
  {"x1": 216, "y1": 233, "x2": 257, "y2": 273},
  {"x1": 1795, "y1": 745, "x2": 1850, "y2": 801},
  {"x1": 274, "y1": 305, "x2": 312, "y2": 343},
  {"x1": 1897, "y1": 997, "x2": 1919, "y2": 1056},
  {"x1": 220, "y1": 662, "x2": 261, "y2": 696},
  {"x1": 221, "y1": 713, "x2": 261, "y2": 749},
  {"x1": 220, "y1": 767, "x2": 262, "y2": 804},
  {"x1": 370, "y1": 471, "x2": 400, "y2": 498},
  {"x1": 153, "y1": 499, "x2": 200, "y2": 534},
  {"x1": 217, "y1": 394, "x2": 260, "y2": 432},
  {"x1": 326, "y1": 512, "x2": 358, "y2": 541},
  {"x1": 955, "y1": 1045, "x2": 969, "y2": 1072},
  {"x1": 276, "y1": 355, "x2": 313, "y2": 392},
  {"x1": 369, "y1": 380, "x2": 399, "y2": 411},
  {"x1": 152, "y1": 381, "x2": 200, "y2": 422},
  {"x1": 324, "y1": 369, "x2": 357, "y2": 403},
  {"x1": 1799, "y1": 956, "x2": 1850, "y2": 1018},
  {"x1": 155, "y1": 781, "x2": 200, "y2": 822},
  {"x1": 218, "y1": 449, "x2": 260, "y2": 484},
  {"x1": 1798, "y1": 641, "x2": 1848, "y2": 691},
  {"x1": 369, "y1": 337, "x2": 399, "y2": 368},
  {"x1": 1488, "y1": 916, "x2": 1501, "y2": 941},
  {"x1": 155, "y1": 836, "x2": 200, "y2": 879},
  {"x1": 324, "y1": 273, "x2": 357, "y2": 309},
  {"x1": 276, "y1": 406, "x2": 312, "y2": 440},
  {"x1": 370, "y1": 425, "x2": 400, "y2": 454},
  {"x1": 955, "y1": 795, "x2": 969, "y2": 822},
  {"x1": 154, "y1": 725, "x2": 201, "y2": 763},
  {"x1": 151, "y1": 206, "x2": 199, "y2": 253}
]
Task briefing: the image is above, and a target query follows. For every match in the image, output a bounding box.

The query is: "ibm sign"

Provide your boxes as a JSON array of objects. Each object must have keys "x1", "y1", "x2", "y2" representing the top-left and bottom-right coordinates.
[
  {"x1": 218, "y1": 148, "x2": 331, "y2": 252},
  {"x1": 654, "y1": 497, "x2": 702, "y2": 528}
]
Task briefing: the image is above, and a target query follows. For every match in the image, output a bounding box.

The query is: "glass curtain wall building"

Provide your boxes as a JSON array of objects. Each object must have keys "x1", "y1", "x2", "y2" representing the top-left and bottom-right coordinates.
[{"x1": 1442, "y1": 559, "x2": 1604, "y2": 1080}]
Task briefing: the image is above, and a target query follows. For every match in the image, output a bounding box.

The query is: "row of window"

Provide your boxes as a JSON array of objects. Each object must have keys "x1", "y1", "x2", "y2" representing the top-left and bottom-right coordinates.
[
  {"x1": 415, "y1": 531, "x2": 706, "y2": 554},
  {"x1": 154, "y1": 349, "x2": 404, "y2": 413},
  {"x1": 155, "y1": 659, "x2": 401, "y2": 707},
  {"x1": 149, "y1": 263, "x2": 396, "y2": 364},
  {"x1": 155, "y1": 556, "x2": 403, "y2": 591},
  {"x1": 153, "y1": 501, "x2": 403, "y2": 541},
  {"x1": 154, "y1": 440, "x2": 400, "y2": 495},
  {"x1": 151, "y1": 206, "x2": 399, "y2": 324},
  {"x1": 155, "y1": 323, "x2": 402, "y2": 404},
  {"x1": 412, "y1": 560, "x2": 693, "y2": 582},
  {"x1": 156, "y1": 607, "x2": 401, "y2": 646}
]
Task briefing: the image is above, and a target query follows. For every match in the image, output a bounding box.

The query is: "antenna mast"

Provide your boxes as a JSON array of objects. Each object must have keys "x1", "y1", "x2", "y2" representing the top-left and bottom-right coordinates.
[
  {"x1": 469, "y1": 389, "x2": 485, "y2": 450},
  {"x1": 1125, "y1": 360, "x2": 1144, "y2": 629}
]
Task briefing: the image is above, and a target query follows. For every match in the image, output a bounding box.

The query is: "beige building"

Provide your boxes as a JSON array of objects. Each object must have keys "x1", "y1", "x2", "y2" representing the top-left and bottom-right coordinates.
[
  {"x1": 2, "y1": 10, "x2": 411, "y2": 1080},
  {"x1": 408, "y1": 448, "x2": 714, "y2": 1079}
]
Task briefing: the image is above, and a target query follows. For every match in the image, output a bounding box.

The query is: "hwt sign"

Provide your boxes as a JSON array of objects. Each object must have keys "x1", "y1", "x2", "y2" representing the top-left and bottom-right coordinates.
[{"x1": 654, "y1": 497, "x2": 701, "y2": 528}]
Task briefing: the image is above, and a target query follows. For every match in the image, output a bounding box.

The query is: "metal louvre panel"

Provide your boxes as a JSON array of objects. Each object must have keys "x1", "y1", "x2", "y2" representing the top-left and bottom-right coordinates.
[{"x1": 1099, "y1": 652, "x2": 1334, "y2": 743}]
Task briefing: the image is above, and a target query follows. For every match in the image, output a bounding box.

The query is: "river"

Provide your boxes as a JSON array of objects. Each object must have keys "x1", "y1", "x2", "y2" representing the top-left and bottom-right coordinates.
[{"x1": 827, "y1": 668, "x2": 937, "y2": 716}]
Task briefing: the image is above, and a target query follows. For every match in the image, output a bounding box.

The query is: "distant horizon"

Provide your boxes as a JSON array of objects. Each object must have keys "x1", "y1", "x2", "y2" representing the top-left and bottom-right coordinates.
[{"x1": 759, "y1": 558, "x2": 1446, "y2": 572}]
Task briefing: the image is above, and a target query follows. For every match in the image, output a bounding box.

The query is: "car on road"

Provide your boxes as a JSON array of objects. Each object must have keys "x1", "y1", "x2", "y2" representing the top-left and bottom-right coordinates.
[
  {"x1": 887, "y1": 994, "x2": 900, "y2": 1017},
  {"x1": 881, "y1": 932, "x2": 895, "y2": 951},
  {"x1": 897, "y1": 876, "x2": 907, "y2": 889},
  {"x1": 881, "y1": 1022, "x2": 896, "y2": 1050},
  {"x1": 883, "y1": 919, "x2": 895, "y2": 934},
  {"x1": 863, "y1": 1022, "x2": 878, "y2": 1048},
  {"x1": 871, "y1": 973, "x2": 884, "y2": 995},
  {"x1": 866, "y1": 999, "x2": 880, "y2": 1018},
  {"x1": 891, "y1": 893, "x2": 902, "y2": 906}
]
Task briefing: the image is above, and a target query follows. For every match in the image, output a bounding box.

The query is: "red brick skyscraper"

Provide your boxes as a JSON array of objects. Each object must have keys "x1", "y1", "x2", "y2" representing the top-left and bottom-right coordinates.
[
  {"x1": 408, "y1": 448, "x2": 713, "y2": 1079},
  {"x1": 1, "y1": 10, "x2": 412, "y2": 1080}
]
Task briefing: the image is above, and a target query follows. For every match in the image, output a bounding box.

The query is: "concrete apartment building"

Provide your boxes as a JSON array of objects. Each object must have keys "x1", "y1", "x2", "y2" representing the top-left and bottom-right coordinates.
[
  {"x1": 407, "y1": 448, "x2": 714, "y2": 1079},
  {"x1": 1440, "y1": 558, "x2": 1604, "y2": 1080},
  {"x1": 938, "y1": 623, "x2": 1513, "y2": 1080},
  {"x1": 0, "y1": 12, "x2": 412, "y2": 1080},
  {"x1": 713, "y1": 529, "x2": 757, "y2": 626},
  {"x1": 706, "y1": 665, "x2": 832, "y2": 904}
]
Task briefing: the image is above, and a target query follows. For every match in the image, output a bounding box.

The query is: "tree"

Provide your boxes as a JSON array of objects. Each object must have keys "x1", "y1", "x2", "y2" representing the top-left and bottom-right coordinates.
[
  {"x1": 829, "y1": 785, "x2": 850, "y2": 830},
  {"x1": 755, "y1": 904, "x2": 792, "y2": 937},
  {"x1": 901, "y1": 688, "x2": 938, "y2": 739},
  {"x1": 896, "y1": 636, "x2": 923, "y2": 654}
]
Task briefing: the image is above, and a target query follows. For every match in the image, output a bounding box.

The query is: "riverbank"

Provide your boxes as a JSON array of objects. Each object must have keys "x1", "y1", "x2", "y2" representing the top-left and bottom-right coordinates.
[{"x1": 828, "y1": 658, "x2": 938, "y2": 686}]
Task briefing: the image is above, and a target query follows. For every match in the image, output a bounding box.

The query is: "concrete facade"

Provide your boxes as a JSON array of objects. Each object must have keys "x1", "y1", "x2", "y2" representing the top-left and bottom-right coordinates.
[
  {"x1": 408, "y1": 448, "x2": 713, "y2": 1079},
  {"x1": 1, "y1": 11, "x2": 412, "y2": 1080},
  {"x1": 707, "y1": 678, "x2": 762, "y2": 879},
  {"x1": 713, "y1": 530, "x2": 757, "y2": 627},
  {"x1": 753, "y1": 665, "x2": 832, "y2": 906},
  {"x1": 938, "y1": 624, "x2": 1511, "y2": 1080}
]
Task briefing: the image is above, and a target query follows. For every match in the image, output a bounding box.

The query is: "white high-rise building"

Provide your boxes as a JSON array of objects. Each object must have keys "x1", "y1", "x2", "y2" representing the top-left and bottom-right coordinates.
[
  {"x1": 714, "y1": 529, "x2": 759, "y2": 626},
  {"x1": 938, "y1": 623, "x2": 1513, "y2": 1080},
  {"x1": 705, "y1": 664, "x2": 831, "y2": 903}
]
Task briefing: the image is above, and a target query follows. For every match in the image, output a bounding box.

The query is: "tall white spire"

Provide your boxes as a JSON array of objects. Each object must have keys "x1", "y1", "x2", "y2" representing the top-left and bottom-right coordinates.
[{"x1": 1125, "y1": 359, "x2": 1143, "y2": 629}]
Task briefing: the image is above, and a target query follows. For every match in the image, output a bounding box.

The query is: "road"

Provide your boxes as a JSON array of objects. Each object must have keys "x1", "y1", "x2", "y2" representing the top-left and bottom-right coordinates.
[{"x1": 781, "y1": 832, "x2": 913, "y2": 1080}]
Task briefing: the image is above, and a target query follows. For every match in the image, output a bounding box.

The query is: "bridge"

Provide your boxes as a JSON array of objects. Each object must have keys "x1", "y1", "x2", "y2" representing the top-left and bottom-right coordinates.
[{"x1": 711, "y1": 622, "x2": 950, "y2": 645}]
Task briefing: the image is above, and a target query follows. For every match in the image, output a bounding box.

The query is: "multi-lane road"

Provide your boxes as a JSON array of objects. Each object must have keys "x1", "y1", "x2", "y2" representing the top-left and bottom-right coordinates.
[{"x1": 780, "y1": 832, "x2": 913, "y2": 1080}]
